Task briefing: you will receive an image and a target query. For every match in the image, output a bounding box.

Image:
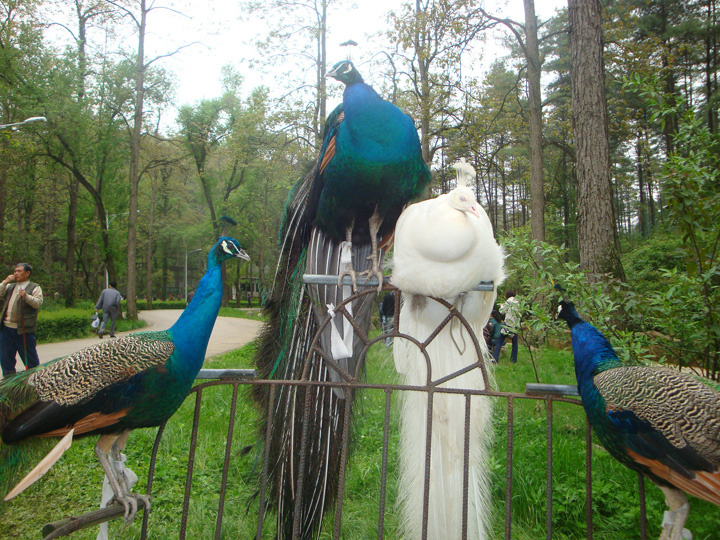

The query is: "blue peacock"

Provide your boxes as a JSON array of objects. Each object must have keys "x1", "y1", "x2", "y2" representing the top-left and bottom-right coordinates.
[
  {"x1": 557, "y1": 300, "x2": 720, "y2": 540},
  {"x1": 0, "y1": 236, "x2": 249, "y2": 522},
  {"x1": 253, "y1": 59, "x2": 431, "y2": 539}
]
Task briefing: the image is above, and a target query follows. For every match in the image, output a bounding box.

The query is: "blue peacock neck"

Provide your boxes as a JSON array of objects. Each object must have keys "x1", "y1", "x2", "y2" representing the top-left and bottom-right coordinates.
[{"x1": 169, "y1": 251, "x2": 223, "y2": 377}]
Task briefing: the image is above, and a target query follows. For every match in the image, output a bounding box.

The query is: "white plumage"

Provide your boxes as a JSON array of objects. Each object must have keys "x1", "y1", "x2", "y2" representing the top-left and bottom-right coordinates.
[{"x1": 391, "y1": 161, "x2": 505, "y2": 540}]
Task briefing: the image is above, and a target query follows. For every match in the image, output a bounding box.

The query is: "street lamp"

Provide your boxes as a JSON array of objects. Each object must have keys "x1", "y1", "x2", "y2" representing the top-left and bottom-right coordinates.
[
  {"x1": 185, "y1": 248, "x2": 203, "y2": 304},
  {"x1": 0, "y1": 116, "x2": 47, "y2": 130}
]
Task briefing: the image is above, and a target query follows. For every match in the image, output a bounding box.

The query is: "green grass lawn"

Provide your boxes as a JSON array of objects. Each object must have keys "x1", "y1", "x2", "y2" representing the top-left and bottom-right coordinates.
[{"x1": 1, "y1": 337, "x2": 717, "y2": 539}]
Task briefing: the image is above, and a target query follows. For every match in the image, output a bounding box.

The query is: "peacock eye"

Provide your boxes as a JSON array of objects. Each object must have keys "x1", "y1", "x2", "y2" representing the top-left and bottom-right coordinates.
[{"x1": 459, "y1": 195, "x2": 466, "y2": 202}]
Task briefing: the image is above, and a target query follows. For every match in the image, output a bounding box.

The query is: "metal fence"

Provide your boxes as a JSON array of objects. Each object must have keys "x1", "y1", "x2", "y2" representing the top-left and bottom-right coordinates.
[{"x1": 42, "y1": 284, "x2": 650, "y2": 540}]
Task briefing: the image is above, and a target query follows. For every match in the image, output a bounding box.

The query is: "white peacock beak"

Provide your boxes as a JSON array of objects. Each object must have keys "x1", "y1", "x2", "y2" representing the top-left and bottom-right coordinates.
[{"x1": 468, "y1": 204, "x2": 481, "y2": 219}]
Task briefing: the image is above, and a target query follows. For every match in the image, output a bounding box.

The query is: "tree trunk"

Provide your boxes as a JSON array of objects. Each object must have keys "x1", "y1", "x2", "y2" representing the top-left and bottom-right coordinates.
[
  {"x1": 315, "y1": 0, "x2": 327, "y2": 146},
  {"x1": 145, "y1": 174, "x2": 156, "y2": 310},
  {"x1": 0, "y1": 136, "x2": 8, "y2": 259},
  {"x1": 65, "y1": 174, "x2": 78, "y2": 307},
  {"x1": 415, "y1": 0, "x2": 432, "y2": 166},
  {"x1": 568, "y1": 0, "x2": 625, "y2": 280},
  {"x1": 524, "y1": 0, "x2": 546, "y2": 242},
  {"x1": 126, "y1": 0, "x2": 147, "y2": 320}
]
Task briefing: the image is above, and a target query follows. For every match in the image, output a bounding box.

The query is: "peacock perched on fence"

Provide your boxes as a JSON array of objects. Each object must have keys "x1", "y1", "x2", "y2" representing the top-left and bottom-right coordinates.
[
  {"x1": 253, "y1": 59, "x2": 430, "y2": 540},
  {"x1": 557, "y1": 299, "x2": 720, "y2": 540},
  {"x1": 391, "y1": 161, "x2": 505, "y2": 540},
  {"x1": 0, "y1": 236, "x2": 249, "y2": 523}
]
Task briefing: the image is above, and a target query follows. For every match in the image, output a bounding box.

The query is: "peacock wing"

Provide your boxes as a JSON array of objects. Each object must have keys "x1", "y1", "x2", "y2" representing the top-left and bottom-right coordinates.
[
  {"x1": 28, "y1": 332, "x2": 175, "y2": 407},
  {"x1": 594, "y1": 366, "x2": 720, "y2": 504},
  {"x1": 2, "y1": 332, "x2": 175, "y2": 442}
]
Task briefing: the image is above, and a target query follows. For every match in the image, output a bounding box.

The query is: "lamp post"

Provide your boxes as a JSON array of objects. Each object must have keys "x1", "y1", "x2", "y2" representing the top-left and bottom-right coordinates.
[
  {"x1": 0, "y1": 116, "x2": 47, "y2": 130},
  {"x1": 185, "y1": 248, "x2": 202, "y2": 304}
]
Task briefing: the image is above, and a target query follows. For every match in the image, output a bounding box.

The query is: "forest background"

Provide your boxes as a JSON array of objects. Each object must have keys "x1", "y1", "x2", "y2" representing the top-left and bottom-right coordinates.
[{"x1": 0, "y1": 0, "x2": 718, "y2": 377}]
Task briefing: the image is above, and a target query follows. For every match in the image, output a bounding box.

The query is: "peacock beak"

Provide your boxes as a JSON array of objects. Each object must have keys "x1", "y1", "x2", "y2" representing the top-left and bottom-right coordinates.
[
  {"x1": 468, "y1": 204, "x2": 481, "y2": 219},
  {"x1": 236, "y1": 249, "x2": 250, "y2": 262}
]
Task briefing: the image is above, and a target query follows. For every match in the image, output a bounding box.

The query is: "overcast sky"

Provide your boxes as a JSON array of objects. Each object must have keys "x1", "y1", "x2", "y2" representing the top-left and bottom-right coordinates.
[{"x1": 147, "y1": 0, "x2": 566, "y2": 114}]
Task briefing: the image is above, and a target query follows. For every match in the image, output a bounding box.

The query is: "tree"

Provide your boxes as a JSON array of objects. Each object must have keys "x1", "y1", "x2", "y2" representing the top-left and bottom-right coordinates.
[
  {"x1": 388, "y1": 0, "x2": 490, "y2": 167},
  {"x1": 568, "y1": 0, "x2": 625, "y2": 280},
  {"x1": 480, "y1": 0, "x2": 546, "y2": 241}
]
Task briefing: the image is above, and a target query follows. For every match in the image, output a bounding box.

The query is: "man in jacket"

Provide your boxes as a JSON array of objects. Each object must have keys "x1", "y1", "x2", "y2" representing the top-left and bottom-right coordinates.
[
  {"x1": 95, "y1": 281, "x2": 123, "y2": 338},
  {"x1": 0, "y1": 263, "x2": 44, "y2": 376}
]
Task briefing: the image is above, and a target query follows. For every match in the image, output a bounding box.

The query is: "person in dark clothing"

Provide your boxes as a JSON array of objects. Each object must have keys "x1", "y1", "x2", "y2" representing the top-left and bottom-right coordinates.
[
  {"x1": 379, "y1": 291, "x2": 396, "y2": 347},
  {"x1": 488, "y1": 310, "x2": 503, "y2": 363},
  {"x1": 95, "y1": 281, "x2": 123, "y2": 338},
  {"x1": 0, "y1": 263, "x2": 43, "y2": 375},
  {"x1": 494, "y1": 290, "x2": 520, "y2": 363}
]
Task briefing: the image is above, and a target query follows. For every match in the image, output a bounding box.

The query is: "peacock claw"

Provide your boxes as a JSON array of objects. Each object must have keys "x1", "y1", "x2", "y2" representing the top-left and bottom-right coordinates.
[
  {"x1": 113, "y1": 492, "x2": 151, "y2": 522},
  {"x1": 337, "y1": 268, "x2": 359, "y2": 292}
]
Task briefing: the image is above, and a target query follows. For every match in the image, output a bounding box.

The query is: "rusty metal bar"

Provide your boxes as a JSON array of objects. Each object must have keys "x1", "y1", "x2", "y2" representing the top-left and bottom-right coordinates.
[
  {"x1": 141, "y1": 420, "x2": 167, "y2": 540},
  {"x1": 546, "y1": 398, "x2": 554, "y2": 540},
  {"x1": 462, "y1": 394, "x2": 471, "y2": 540},
  {"x1": 214, "y1": 383, "x2": 240, "y2": 540},
  {"x1": 421, "y1": 387, "x2": 435, "y2": 540},
  {"x1": 291, "y1": 372, "x2": 315, "y2": 539},
  {"x1": 377, "y1": 389, "x2": 393, "y2": 540},
  {"x1": 256, "y1": 384, "x2": 276, "y2": 540},
  {"x1": 179, "y1": 388, "x2": 204, "y2": 540},
  {"x1": 332, "y1": 385, "x2": 355, "y2": 539},
  {"x1": 505, "y1": 397, "x2": 514, "y2": 540}
]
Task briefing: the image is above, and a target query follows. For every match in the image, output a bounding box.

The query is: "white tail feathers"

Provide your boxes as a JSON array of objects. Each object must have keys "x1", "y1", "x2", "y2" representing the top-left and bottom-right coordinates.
[
  {"x1": 394, "y1": 295, "x2": 495, "y2": 540},
  {"x1": 4, "y1": 429, "x2": 74, "y2": 501},
  {"x1": 452, "y1": 159, "x2": 476, "y2": 187}
]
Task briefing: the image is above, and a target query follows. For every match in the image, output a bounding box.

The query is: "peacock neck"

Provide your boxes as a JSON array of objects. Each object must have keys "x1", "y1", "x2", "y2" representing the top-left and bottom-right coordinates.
[
  {"x1": 571, "y1": 322, "x2": 622, "y2": 389},
  {"x1": 169, "y1": 255, "x2": 223, "y2": 377}
]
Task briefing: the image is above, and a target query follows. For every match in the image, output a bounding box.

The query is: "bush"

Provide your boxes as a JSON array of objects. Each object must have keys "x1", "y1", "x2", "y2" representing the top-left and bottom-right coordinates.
[{"x1": 36, "y1": 309, "x2": 93, "y2": 342}]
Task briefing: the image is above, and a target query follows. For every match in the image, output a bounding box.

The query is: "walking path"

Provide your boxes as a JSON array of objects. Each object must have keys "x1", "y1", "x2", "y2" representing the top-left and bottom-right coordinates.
[{"x1": 2, "y1": 310, "x2": 263, "y2": 376}]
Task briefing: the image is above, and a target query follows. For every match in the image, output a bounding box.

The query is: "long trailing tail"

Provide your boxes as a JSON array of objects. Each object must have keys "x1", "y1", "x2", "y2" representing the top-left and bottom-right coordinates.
[
  {"x1": 394, "y1": 291, "x2": 496, "y2": 540},
  {"x1": 253, "y1": 169, "x2": 379, "y2": 540},
  {"x1": 0, "y1": 367, "x2": 56, "y2": 505}
]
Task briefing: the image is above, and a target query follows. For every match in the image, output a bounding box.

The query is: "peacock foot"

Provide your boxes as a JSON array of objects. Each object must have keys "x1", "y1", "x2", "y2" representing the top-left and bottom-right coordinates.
[
  {"x1": 112, "y1": 492, "x2": 152, "y2": 523},
  {"x1": 337, "y1": 267, "x2": 359, "y2": 292},
  {"x1": 359, "y1": 265, "x2": 384, "y2": 293}
]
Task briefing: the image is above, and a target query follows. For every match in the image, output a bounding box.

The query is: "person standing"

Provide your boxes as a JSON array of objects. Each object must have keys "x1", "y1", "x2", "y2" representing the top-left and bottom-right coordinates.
[
  {"x1": 0, "y1": 263, "x2": 44, "y2": 376},
  {"x1": 488, "y1": 310, "x2": 503, "y2": 363},
  {"x1": 95, "y1": 281, "x2": 123, "y2": 338},
  {"x1": 495, "y1": 290, "x2": 520, "y2": 363}
]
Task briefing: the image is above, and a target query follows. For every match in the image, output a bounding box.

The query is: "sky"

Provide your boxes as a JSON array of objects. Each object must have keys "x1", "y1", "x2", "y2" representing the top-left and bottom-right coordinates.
[{"x1": 145, "y1": 0, "x2": 566, "y2": 118}]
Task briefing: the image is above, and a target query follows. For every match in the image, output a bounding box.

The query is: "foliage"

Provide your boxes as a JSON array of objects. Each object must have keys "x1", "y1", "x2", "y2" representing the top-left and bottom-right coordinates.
[
  {"x1": 34, "y1": 308, "x2": 146, "y2": 343},
  {"x1": 624, "y1": 73, "x2": 720, "y2": 378}
]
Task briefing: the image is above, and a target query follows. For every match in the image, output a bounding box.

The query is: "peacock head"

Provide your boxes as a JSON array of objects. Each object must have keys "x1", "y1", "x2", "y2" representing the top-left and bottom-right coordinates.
[
  {"x1": 212, "y1": 236, "x2": 250, "y2": 264},
  {"x1": 448, "y1": 186, "x2": 482, "y2": 218},
  {"x1": 556, "y1": 300, "x2": 582, "y2": 328},
  {"x1": 327, "y1": 60, "x2": 363, "y2": 86}
]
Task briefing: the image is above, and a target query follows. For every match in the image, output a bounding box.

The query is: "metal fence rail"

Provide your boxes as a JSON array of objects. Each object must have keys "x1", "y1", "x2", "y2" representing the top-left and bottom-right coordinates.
[{"x1": 43, "y1": 284, "x2": 650, "y2": 539}]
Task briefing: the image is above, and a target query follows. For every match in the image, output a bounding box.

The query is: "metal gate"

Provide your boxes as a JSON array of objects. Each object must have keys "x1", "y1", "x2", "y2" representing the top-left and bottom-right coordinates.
[{"x1": 41, "y1": 285, "x2": 650, "y2": 540}]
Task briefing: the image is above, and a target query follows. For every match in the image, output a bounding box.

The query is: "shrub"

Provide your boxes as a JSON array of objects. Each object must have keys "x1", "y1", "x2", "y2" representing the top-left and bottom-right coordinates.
[{"x1": 36, "y1": 309, "x2": 93, "y2": 342}]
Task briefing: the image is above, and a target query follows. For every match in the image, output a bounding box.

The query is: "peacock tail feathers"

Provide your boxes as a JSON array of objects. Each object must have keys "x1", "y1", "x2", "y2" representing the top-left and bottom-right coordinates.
[{"x1": 395, "y1": 293, "x2": 496, "y2": 540}]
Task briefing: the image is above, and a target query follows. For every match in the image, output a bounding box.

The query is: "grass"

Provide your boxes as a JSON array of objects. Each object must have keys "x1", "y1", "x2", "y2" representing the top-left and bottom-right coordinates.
[{"x1": 1, "y1": 336, "x2": 718, "y2": 539}]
